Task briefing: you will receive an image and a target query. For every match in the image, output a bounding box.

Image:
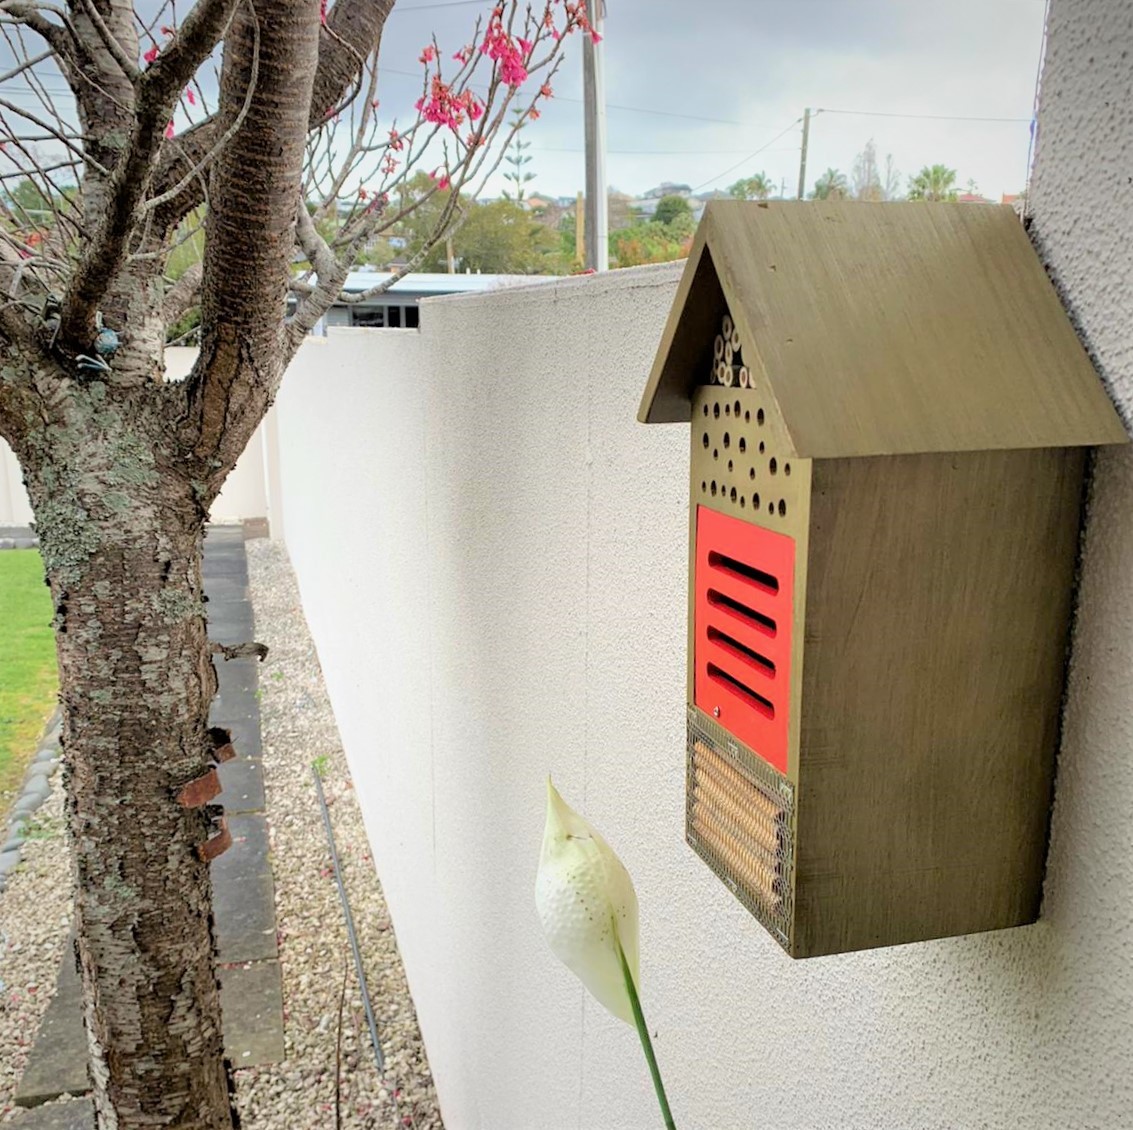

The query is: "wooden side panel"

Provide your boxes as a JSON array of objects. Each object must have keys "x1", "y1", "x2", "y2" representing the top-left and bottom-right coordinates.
[{"x1": 793, "y1": 447, "x2": 1085, "y2": 957}]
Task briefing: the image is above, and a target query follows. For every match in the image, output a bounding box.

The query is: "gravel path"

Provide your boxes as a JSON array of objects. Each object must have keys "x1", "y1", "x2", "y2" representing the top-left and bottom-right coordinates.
[{"x1": 0, "y1": 538, "x2": 442, "y2": 1129}]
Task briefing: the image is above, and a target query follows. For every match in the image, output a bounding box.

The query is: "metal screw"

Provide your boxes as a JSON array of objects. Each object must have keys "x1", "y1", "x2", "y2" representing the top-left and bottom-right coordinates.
[{"x1": 713, "y1": 707, "x2": 721, "y2": 718}]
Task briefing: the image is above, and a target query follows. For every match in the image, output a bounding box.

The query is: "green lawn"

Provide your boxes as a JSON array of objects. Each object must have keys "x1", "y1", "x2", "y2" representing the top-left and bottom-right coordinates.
[{"x1": 0, "y1": 550, "x2": 58, "y2": 798}]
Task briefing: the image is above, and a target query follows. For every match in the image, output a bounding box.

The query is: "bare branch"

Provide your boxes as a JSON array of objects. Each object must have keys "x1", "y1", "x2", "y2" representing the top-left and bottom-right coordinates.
[
  {"x1": 185, "y1": 0, "x2": 321, "y2": 478},
  {"x1": 75, "y1": 0, "x2": 139, "y2": 80},
  {"x1": 163, "y1": 260, "x2": 201, "y2": 324},
  {"x1": 59, "y1": 0, "x2": 240, "y2": 352},
  {"x1": 149, "y1": 0, "x2": 393, "y2": 235}
]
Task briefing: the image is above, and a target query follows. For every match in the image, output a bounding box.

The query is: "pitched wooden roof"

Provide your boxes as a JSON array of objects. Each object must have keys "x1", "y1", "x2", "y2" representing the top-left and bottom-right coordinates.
[{"x1": 638, "y1": 201, "x2": 1127, "y2": 457}]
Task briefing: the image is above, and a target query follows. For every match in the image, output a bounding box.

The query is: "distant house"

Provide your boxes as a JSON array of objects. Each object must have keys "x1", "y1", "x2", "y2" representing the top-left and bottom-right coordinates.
[{"x1": 317, "y1": 270, "x2": 554, "y2": 330}]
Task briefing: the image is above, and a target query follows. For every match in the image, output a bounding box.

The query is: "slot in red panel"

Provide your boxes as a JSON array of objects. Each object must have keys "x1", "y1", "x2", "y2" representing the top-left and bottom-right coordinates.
[{"x1": 694, "y1": 506, "x2": 795, "y2": 775}]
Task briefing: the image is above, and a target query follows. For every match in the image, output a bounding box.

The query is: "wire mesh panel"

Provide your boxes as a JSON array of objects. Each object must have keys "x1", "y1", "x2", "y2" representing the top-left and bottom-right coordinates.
[{"x1": 686, "y1": 706, "x2": 796, "y2": 951}]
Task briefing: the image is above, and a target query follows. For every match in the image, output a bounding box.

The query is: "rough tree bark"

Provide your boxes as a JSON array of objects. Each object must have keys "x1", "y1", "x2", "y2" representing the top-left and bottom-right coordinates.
[{"x1": 0, "y1": 0, "x2": 578, "y2": 1122}]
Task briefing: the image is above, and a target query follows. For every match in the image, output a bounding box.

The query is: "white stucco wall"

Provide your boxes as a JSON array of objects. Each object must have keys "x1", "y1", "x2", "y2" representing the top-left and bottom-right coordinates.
[
  {"x1": 274, "y1": 39, "x2": 1133, "y2": 1117},
  {"x1": 0, "y1": 347, "x2": 269, "y2": 527}
]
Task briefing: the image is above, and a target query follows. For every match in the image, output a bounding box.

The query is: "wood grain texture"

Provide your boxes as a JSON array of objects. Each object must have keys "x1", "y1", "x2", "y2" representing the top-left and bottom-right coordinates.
[
  {"x1": 643, "y1": 201, "x2": 1127, "y2": 455},
  {"x1": 791, "y1": 446, "x2": 1085, "y2": 956}
]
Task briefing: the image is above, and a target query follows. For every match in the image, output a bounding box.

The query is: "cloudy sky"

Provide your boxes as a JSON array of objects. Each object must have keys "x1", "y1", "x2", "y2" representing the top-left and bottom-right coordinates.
[{"x1": 377, "y1": 0, "x2": 1047, "y2": 201}]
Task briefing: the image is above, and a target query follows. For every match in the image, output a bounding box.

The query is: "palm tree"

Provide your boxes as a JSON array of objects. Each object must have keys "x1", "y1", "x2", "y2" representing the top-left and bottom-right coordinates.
[
  {"x1": 728, "y1": 172, "x2": 773, "y2": 201},
  {"x1": 908, "y1": 164, "x2": 959, "y2": 201},
  {"x1": 811, "y1": 167, "x2": 849, "y2": 200}
]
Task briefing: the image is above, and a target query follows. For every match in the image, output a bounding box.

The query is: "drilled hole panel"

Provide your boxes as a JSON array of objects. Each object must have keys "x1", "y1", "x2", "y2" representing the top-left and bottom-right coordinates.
[
  {"x1": 691, "y1": 382, "x2": 808, "y2": 543},
  {"x1": 687, "y1": 706, "x2": 796, "y2": 951}
]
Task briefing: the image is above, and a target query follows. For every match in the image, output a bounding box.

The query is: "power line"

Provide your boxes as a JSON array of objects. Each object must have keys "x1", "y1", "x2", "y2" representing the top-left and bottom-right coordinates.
[
  {"x1": 816, "y1": 107, "x2": 1031, "y2": 124},
  {"x1": 389, "y1": 0, "x2": 486, "y2": 10},
  {"x1": 378, "y1": 66, "x2": 741, "y2": 124},
  {"x1": 691, "y1": 118, "x2": 802, "y2": 193},
  {"x1": 533, "y1": 147, "x2": 759, "y2": 156}
]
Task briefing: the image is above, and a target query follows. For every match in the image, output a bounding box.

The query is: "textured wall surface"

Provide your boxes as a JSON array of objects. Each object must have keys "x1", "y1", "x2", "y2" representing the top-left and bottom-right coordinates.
[{"x1": 276, "y1": 117, "x2": 1133, "y2": 1128}]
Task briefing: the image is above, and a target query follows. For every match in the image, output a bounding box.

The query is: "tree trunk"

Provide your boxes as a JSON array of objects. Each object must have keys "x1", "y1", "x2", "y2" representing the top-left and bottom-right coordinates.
[{"x1": 21, "y1": 379, "x2": 236, "y2": 1130}]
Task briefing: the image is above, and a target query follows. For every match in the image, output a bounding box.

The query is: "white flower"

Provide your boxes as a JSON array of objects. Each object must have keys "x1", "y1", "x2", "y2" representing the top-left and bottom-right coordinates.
[{"x1": 535, "y1": 777, "x2": 640, "y2": 1024}]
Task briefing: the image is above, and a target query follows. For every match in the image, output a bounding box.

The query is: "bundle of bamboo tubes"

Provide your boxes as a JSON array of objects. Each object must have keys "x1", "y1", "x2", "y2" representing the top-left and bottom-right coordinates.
[{"x1": 711, "y1": 312, "x2": 751, "y2": 388}]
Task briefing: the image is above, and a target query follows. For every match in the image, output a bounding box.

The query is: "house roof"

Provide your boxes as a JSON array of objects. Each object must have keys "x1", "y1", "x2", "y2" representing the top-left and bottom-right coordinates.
[
  {"x1": 638, "y1": 201, "x2": 1127, "y2": 457},
  {"x1": 340, "y1": 270, "x2": 552, "y2": 300}
]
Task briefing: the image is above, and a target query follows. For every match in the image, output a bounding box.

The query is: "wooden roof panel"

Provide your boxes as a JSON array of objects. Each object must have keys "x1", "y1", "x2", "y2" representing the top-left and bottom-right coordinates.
[{"x1": 639, "y1": 201, "x2": 1127, "y2": 456}]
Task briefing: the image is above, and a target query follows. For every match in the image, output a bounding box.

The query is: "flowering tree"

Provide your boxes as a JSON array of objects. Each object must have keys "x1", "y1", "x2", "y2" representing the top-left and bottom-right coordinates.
[{"x1": 0, "y1": 1, "x2": 596, "y2": 1126}]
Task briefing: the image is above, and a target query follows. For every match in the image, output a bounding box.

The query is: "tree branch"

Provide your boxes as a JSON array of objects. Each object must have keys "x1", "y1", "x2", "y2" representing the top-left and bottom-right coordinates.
[
  {"x1": 149, "y1": 0, "x2": 393, "y2": 236},
  {"x1": 58, "y1": 0, "x2": 240, "y2": 353},
  {"x1": 163, "y1": 261, "x2": 202, "y2": 324},
  {"x1": 184, "y1": 0, "x2": 321, "y2": 482}
]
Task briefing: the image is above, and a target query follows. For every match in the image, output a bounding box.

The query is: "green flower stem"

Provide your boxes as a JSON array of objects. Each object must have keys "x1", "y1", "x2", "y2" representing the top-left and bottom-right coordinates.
[{"x1": 618, "y1": 940, "x2": 676, "y2": 1130}]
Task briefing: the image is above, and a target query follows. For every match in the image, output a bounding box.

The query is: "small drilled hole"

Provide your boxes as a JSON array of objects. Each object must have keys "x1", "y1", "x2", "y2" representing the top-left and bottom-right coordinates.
[
  {"x1": 723, "y1": 432, "x2": 730, "y2": 449},
  {"x1": 725, "y1": 404, "x2": 731, "y2": 417},
  {"x1": 769, "y1": 458, "x2": 778, "y2": 475},
  {"x1": 727, "y1": 460, "x2": 734, "y2": 472},
  {"x1": 702, "y1": 433, "x2": 709, "y2": 449},
  {"x1": 701, "y1": 481, "x2": 706, "y2": 493},
  {"x1": 713, "y1": 403, "x2": 720, "y2": 418},
  {"x1": 730, "y1": 487, "x2": 737, "y2": 502},
  {"x1": 759, "y1": 441, "x2": 766, "y2": 454},
  {"x1": 739, "y1": 437, "x2": 747, "y2": 453},
  {"x1": 711, "y1": 481, "x2": 717, "y2": 496},
  {"x1": 713, "y1": 448, "x2": 719, "y2": 460},
  {"x1": 740, "y1": 496, "x2": 746, "y2": 508},
  {"x1": 778, "y1": 500, "x2": 787, "y2": 517},
  {"x1": 744, "y1": 410, "x2": 751, "y2": 423},
  {"x1": 734, "y1": 400, "x2": 741, "y2": 416},
  {"x1": 753, "y1": 493, "x2": 761, "y2": 510},
  {"x1": 784, "y1": 462, "x2": 791, "y2": 476},
  {"x1": 703, "y1": 404, "x2": 709, "y2": 416},
  {"x1": 749, "y1": 467, "x2": 755, "y2": 481},
  {"x1": 757, "y1": 408, "x2": 765, "y2": 426}
]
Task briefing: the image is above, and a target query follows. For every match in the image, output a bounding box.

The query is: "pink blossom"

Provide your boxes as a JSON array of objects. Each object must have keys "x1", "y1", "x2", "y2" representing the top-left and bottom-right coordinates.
[
  {"x1": 319, "y1": 0, "x2": 327, "y2": 24},
  {"x1": 528, "y1": 107, "x2": 540, "y2": 120},
  {"x1": 185, "y1": 87, "x2": 196, "y2": 105},
  {"x1": 518, "y1": 38, "x2": 533, "y2": 54},
  {"x1": 388, "y1": 127, "x2": 404, "y2": 151},
  {"x1": 540, "y1": 83, "x2": 554, "y2": 98},
  {"x1": 143, "y1": 44, "x2": 158, "y2": 64},
  {"x1": 163, "y1": 120, "x2": 174, "y2": 139},
  {"x1": 419, "y1": 44, "x2": 436, "y2": 64},
  {"x1": 160, "y1": 25, "x2": 175, "y2": 35}
]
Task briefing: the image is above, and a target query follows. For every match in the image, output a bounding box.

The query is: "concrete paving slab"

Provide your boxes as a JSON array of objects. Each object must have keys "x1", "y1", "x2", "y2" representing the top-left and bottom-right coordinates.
[
  {"x1": 8, "y1": 1099, "x2": 93, "y2": 1128},
  {"x1": 213, "y1": 656, "x2": 259, "y2": 697},
  {"x1": 14, "y1": 951, "x2": 87, "y2": 1105},
  {"x1": 213, "y1": 815, "x2": 276, "y2": 963},
  {"x1": 216, "y1": 757, "x2": 264, "y2": 814},
  {"x1": 219, "y1": 960, "x2": 286, "y2": 1066}
]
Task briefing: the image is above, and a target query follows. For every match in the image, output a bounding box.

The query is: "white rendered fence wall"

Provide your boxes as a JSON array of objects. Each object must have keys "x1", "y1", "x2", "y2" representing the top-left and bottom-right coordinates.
[{"x1": 274, "y1": 127, "x2": 1133, "y2": 1130}]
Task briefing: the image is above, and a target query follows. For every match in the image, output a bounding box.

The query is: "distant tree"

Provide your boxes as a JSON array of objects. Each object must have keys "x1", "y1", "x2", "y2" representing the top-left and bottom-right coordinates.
[
  {"x1": 908, "y1": 164, "x2": 959, "y2": 201},
  {"x1": 610, "y1": 220, "x2": 690, "y2": 267},
  {"x1": 851, "y1": 139, "x2": 901, "y2": 201},
  {"x1": 653, "y1": 194, "x2": 693, "y2": 227},
  {"x1": 728, "y1": 172, "x2": 773, "y2": 201},
  {"x1": 502, "y1": 107, "x2": 535, "y2": 203},
  {"x1": 455, "y1": 199, "x2": 559, "y2": 273},
  {"x1": 811, "y1": 168, "x2": 849, "y2": 200},
  {"x1": 608, "y1": 189, "x2": 635, "y2": 231}
]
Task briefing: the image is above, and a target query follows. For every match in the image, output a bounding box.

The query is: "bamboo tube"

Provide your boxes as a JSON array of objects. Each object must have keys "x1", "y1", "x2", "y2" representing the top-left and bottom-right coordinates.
[
  {"x1": 729, "y1": 327, "x2": 741, "y2": 353},
  {"x1": 720, "y1": 364, "x2": 735, "y2": 387},
  {"x1": 722, "y1": 313, "x2": 734, "y2": 340},
  {"x1": 739, "y1": 366, "x2": 750, "y2": 389},
  {"x1": 693, "y1": 741, "x2": 783, "y2": 824},
  {"x1": 714, "y1": 334, "x2": 726, "y2": 362},
  {"x1": 724, "y1": 342, "x2": 734, "y2": 367}
]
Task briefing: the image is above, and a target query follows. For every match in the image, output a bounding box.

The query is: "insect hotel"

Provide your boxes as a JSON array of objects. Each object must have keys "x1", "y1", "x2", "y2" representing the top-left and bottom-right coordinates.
[{"x1": 638, "y1": 201, "x2": 1127, "y2": 957}]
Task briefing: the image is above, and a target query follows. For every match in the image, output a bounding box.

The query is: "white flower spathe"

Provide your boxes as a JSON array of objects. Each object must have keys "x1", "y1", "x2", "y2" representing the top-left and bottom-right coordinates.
[{"x1": 535, "y1": 777, "x2": 640, "y2": 1025}]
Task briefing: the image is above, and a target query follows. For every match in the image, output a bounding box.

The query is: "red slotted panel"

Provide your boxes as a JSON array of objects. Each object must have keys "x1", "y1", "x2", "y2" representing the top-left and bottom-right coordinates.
[{"x1": 694, "y1": 506, "x2": 795, "y2": 775}]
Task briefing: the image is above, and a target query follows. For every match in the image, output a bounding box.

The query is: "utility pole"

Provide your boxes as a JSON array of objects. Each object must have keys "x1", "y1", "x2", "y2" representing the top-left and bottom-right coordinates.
[
  {"x1": 582, "y1": 0, "x2": 608, "y2": 270},
  {"x1": 575, "y1": 190, "x2": 585, "y2": 266},
  {"x1": 797, "y1": 107, "x2": 812, "y2": 200}
]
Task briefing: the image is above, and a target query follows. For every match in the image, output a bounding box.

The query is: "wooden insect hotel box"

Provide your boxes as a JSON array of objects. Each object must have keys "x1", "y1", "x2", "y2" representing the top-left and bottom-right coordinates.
[{"x1": 638, "y1": 201, "x2": 1127, "y2": 957}]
